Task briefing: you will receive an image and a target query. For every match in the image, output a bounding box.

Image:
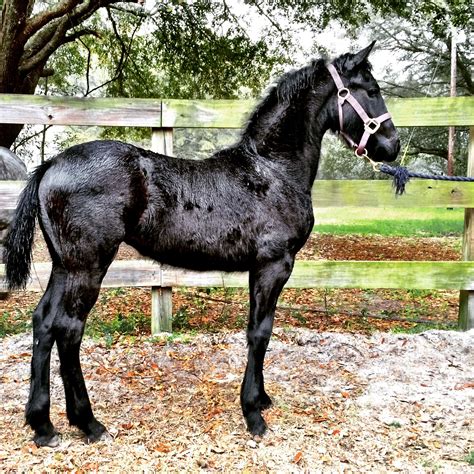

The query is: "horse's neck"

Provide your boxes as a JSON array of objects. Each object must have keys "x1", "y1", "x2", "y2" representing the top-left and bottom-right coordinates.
[{"x1": 248, "y1": 87, "x2": 331, "y2": 191}]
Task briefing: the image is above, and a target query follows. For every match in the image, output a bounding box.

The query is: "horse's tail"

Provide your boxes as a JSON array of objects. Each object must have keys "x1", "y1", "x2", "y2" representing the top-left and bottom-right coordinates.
[{"x1": 3, "y1": 161, "x2": 52, "y2": 290}]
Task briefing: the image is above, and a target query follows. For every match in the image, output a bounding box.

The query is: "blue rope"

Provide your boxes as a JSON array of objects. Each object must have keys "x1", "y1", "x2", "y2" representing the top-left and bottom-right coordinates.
[{"x1": 378, "y1": 164, "x2": 474, "y2": 196}]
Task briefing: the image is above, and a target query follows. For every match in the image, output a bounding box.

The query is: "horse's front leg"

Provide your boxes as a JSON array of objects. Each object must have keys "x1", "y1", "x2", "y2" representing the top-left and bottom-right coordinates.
[{"x1": 241, "y1": 254, "x2": 294, "y2": 436}]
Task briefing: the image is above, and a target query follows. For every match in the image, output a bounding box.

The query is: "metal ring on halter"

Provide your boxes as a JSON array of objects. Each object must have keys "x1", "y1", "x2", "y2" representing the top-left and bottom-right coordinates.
[
  {"x1": 337, "y1": 88, "x2": 350, "y2": 100},
  {"x1": 364, "y1": 118, "x2": 380, "y2": 134},
  {"x1": 354, "y1": 147, "x2": 368, "y2": 158}
]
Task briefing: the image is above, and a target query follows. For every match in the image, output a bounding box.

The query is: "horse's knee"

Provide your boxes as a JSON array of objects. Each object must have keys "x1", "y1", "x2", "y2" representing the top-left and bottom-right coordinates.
[{"x1": 247, "y1": 323, "x2": 272, "y2": 350}]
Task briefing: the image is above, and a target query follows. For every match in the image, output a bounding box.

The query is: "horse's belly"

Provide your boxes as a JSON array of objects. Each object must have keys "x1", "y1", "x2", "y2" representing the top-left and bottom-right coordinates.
[{"x1": 129, "y1": 223, "x2": 256, "y2": 272}]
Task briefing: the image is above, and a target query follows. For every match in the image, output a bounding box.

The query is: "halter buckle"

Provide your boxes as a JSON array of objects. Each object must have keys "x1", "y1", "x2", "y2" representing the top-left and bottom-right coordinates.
[{"x1": 364, "y1": 118, "x2": 380, "y2": 134}]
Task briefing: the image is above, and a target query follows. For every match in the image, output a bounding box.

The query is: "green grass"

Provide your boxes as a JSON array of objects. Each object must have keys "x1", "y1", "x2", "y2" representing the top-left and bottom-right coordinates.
[
  {"x1": 314, "y1": 207, "x2": 464, "y2": 237},
  {"x1": 390, "y1": 322, "x2": 455, "y2": 334},
  {"x1": 465, "y1": 451, "x2": 474, "y2": 466}
]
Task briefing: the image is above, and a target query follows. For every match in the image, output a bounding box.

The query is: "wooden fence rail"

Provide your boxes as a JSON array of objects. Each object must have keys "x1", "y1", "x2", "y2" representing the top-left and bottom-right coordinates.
[{"x1": 1, "y1": 94, "x2": 474, "y2": 332}]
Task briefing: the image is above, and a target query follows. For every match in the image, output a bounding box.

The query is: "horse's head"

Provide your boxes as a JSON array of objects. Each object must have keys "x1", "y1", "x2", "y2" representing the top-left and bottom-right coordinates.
[{"x1": 328, "y1": 42, "x2": 400, "y2": 162}]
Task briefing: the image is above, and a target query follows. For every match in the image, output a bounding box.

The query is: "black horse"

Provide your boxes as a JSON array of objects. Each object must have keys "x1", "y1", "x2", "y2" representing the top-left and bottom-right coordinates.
[{"x1": 4, "y1": 42, "x2": 399, "y2": 447}]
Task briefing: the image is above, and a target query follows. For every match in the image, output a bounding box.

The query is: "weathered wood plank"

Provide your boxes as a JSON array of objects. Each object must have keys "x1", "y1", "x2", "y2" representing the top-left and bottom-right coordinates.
[
  {"x1": 312, "y1": 179, "x2": 474, "y2": 208},
  {"x1": 152, "y1": 128, "x2": 174, "y2": 156},
  {"x1": 150, "y1": 128, "x2": 174, "y2": 333},
  {"x1": 0, "y1": 94, "x2": 162, "y2": 127},
  {"x1": 2, "y1": 95, "x2": 472, "y2": 128},
  {"x1": 0, "y1": 260, "x2": 161, "y2": 291},
  {"x1": 3, "y1": 179, "x2": 474, "y2": 209},
  {"x1": 163, "y1": 261, "x2": 474, "y2": 290},
  {"x1": 459, "y1": 126, "x2": 474, "y2": 330},
  {"x1": 161, "y1": 99, "x2": 254, "y2": 128},
  {"x1": 387, "y1": 97, "x2": 474, "y2": 127},
  {"x1": 162, "y1": 97, "x2": 474, "y2": 128},
  {"x1": 2, "y1": 260, "x2": 473, "y2": 292},
  {"x1": 151, "y1": 287, "x2": 173, "y2": 333}
]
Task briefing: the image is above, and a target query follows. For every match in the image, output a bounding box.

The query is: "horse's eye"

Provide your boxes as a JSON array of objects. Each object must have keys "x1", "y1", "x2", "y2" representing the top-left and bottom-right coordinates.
[{"x1": 368, "y1": 89, "x2": 379, "y2": 98}]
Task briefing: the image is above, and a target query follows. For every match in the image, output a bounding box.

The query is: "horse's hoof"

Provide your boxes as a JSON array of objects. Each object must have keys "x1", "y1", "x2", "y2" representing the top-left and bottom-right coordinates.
[
  {"x1": 34, "y1": 433, "x2": 60, "y2": 448},
  {"x1": 246, "y1": 411, "x2": 267, "y2": 437},
  {"x1": 87, "y1": 429, "x2": 112, "y2": 444}
]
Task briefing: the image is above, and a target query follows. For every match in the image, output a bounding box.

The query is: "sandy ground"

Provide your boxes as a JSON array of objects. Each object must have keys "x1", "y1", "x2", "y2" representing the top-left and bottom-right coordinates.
[{"x1": 1, "y1": 328, "x2": 473, "y2": 472}]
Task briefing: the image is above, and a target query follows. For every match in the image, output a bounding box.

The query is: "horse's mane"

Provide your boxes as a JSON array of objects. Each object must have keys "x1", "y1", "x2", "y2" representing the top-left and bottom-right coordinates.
[
  {"x1": 274, "y1": 53, "x2": 372, "y2": 104},
  {"x1": 242, "y1": 52, "x2": 372, "y2": 141},
  {"x1": 275, "y1": 59, "x2": 325, "y2": 103}
]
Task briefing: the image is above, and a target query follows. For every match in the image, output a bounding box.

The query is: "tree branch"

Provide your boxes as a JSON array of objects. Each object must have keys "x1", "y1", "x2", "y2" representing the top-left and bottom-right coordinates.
[
  {"x1": 456, "y1": 50, "x2": 474, "y2": 95},
  {"x1": 20, "y1": 0, "x2": 82, "y2": 45},
  {"x1": 19, "y1": 0, "x2": 143, "y2": 74},
  {"x1": 84, "y1": 6, "x2": 142, "y2": 96},
  {"x1": 19, "y1": 19, "x2": 69, "y2": 73},
  {"x1": 63, "y1": 28, "x2": 100, "y2": 44},
  {"x1": 406, "y1": 146, "x2": 448, "y2": 159}
]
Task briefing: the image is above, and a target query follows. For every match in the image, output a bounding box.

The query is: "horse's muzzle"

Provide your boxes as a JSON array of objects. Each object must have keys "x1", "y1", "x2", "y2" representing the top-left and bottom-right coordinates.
[{"x1": 373, "y1": 136, "x2": 400, "y2": 162}]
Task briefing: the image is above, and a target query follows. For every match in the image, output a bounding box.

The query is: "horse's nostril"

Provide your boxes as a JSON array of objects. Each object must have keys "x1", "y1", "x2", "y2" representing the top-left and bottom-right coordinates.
[{"x1": 393, "y1": 138, "x2": 401, "y2": 155}]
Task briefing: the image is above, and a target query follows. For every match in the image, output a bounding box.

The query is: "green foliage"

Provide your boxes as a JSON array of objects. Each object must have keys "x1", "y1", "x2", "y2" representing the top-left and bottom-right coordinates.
[
  {"x1": 465, "y1": 451, "x2": 474, "y2": 466},
  {"x1": 172, "y1": 306, "x2": 192, "y2": 331},
  {"x1": 12, "y1": 0, "x2": 472, "y2": 169},
  {"x1": 387, "y1": 421, "x2": 402, "y2": 428},
  {"x1": 86, "y1": 311, "x2": 150, "y2": 341},
  {"x1": 365, "y1": 2, "x2": 472, "y2": 176},
  {"x1": 391, "y1": 322, "x2": 455, "y2": 334},
  {"x1": 0, "y1": 310, "x2": 32, "y2": 337}
]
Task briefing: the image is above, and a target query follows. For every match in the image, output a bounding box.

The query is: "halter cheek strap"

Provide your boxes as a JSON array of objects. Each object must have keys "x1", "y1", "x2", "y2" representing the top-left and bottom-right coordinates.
[{"x1": 327, "y1": 63, "x2": 391, "y2": 156}]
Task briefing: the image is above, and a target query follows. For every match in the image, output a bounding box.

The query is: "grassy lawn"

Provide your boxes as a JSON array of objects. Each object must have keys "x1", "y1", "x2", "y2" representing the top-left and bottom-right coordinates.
[{"x1": 313, "y1": 207, "x2": 464, "y2": 237}]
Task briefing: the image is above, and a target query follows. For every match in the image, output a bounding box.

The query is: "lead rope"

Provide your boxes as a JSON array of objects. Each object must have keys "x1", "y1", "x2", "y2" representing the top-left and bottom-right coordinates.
[{"x1": 378, "y1": 164, "x2": 474, "y2": 195}]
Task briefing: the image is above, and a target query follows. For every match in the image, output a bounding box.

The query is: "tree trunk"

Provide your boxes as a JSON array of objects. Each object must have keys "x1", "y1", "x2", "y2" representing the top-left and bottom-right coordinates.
[{"x1": 0, "y1": 0, "x2": 140, "y2": 148}]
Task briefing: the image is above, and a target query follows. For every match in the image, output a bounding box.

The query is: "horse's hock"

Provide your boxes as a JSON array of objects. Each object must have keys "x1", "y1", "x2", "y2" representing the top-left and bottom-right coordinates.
[{"x1": 0, "y1": 147, "x2": 27, "y2": 299}]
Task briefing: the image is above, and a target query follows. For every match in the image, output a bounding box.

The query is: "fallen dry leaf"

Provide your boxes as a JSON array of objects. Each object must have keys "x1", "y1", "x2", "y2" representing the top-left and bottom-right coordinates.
[{"x1": 293, "y1": 451, "x2": 303, "y2": 464}]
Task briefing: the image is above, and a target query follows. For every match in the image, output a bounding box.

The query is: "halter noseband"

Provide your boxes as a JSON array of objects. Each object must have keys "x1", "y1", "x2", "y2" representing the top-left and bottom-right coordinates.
[{"x1": 327, "y1": 63, "x2": 391, "y2": 157}]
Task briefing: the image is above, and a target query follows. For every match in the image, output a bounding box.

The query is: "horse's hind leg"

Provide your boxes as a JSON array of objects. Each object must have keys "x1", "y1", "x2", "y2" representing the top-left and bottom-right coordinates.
[
  {"x1": 53, "y1": 266, "x2": 110, "y2": 443},
  {"x1": 25, "y1": 269, "x2": 63, "y2": 447},
  {"x1": 26, "y1": 256, "x2": 115, "y2": 446},
  {"x1": 241, "y1": 254, "x2": 294, "y2": 436}
]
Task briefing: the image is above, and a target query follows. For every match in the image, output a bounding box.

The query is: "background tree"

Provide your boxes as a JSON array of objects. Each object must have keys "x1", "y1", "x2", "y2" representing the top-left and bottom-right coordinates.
[
  {"x1": 1, "y1": 0, "x2": 471, "y2": 175},
  {"x1": 369, "y1": 4, "x2": 472, "y2": 176},
  {"x1": 3, "y1": 0, "x2": 469, "y2": 149},
  {"x1": 0, "y1": 0, "x2": 145, "y2": 148}
]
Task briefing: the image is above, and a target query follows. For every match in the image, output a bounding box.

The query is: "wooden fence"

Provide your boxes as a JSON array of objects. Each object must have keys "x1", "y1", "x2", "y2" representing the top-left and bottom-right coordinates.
[{"x1": 1, "y1": 94, "x2": 474, "y2": 333}]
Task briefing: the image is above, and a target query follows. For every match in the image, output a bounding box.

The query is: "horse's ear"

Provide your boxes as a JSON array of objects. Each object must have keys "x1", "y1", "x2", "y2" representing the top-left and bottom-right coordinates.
[{"x1": 351, "y1": 41, "x2": 376, "y2": 68}]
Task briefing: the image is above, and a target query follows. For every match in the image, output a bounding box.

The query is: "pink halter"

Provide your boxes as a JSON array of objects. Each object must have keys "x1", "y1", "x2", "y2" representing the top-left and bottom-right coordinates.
[{"x1": 327, "y1": 63, "x2": 392, "y2": 156}]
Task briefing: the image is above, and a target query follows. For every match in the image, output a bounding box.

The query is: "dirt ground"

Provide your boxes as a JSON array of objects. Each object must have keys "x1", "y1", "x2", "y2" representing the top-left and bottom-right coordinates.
[{"x1": 1, "y1": 329, "x2": 473, "y2": 472}]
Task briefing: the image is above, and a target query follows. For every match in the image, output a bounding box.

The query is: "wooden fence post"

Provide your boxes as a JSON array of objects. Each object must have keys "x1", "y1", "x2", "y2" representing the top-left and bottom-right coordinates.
[
  {"x1": 459, "y1": 126, "x2": 474, "y2": 330},
  {"x1": 150, "y1": 127, "x2": 174, "y2": 333}
]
